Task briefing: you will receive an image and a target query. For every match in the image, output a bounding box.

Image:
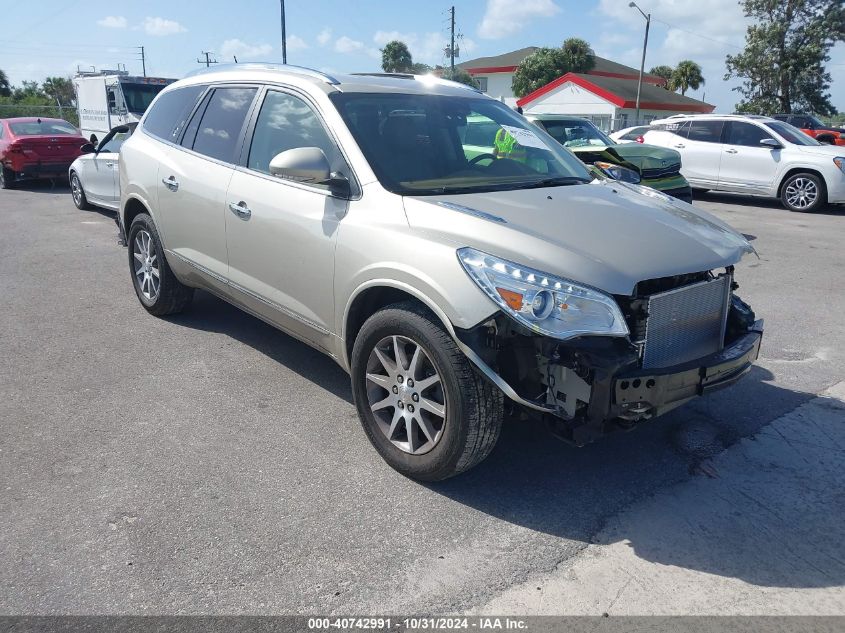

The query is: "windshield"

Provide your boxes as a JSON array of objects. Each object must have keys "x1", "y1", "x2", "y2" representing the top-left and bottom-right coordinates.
[
  {"x1": 766, "y1": 121, "x2": 821, "y2": 146},
  {"x1": 330, "y1": 92, "x2": 591, "y2": 195},
  {"x1": 120, "y1": 82, "x2": 167, "y2": 114},
  {"x1": 538, "y1": 119, "x2": 615, "y2": 148},
  {"x1": 9, "y1": 120, "x2": 78, "y2": 136}
]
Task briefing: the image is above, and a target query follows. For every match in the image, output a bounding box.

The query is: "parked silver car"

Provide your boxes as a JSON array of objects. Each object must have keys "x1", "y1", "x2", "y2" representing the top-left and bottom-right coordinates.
[
  {"x1": 118, "y1": 65, "x2": 763, "y2": 480},
  {"x1": 69, "y1": 124, "x2": 135, "y2": 211}
]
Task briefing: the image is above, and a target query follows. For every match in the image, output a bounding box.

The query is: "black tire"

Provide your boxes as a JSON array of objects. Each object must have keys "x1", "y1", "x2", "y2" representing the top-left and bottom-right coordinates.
[
  {"x1": 0, "y1": 167, "x2": 13, "y2": 190},
  {"x1": 127, "y1": 213, "x2": 193, "y2": 316},
  {"x1": 351, "y1": 302, "x2": 504, "y2": 481},
  {"x1": 69, "y1": 172, "x2": 92, "y2": 210},
  {"x1": 780, "y1": 172, "x2": 827, "y2": 213}
]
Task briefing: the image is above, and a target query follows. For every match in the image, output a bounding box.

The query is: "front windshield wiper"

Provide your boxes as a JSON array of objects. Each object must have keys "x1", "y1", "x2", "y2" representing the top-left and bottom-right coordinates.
[{"x1": 510, "y1": 176, "x2": 590, "y2": 190}]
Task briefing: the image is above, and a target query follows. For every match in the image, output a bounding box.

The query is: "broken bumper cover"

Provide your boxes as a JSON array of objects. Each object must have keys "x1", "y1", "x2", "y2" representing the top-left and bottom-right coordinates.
[{"x1": 614, "y1": 319, "x2": 764, "y2": 419}]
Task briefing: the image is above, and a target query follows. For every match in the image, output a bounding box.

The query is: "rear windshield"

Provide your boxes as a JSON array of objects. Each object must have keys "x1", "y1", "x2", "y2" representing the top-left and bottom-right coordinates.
[
  {"x1": 121, "y1": 83, "x2": 168, "y2": 114},
  {"x1": 9, "y1": 120, "x2": 78, "y2": 136}
]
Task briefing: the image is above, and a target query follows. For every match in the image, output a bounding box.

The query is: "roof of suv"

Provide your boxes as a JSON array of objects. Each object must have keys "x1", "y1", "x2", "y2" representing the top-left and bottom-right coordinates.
[
  {"x1": 651, "y1": 113, "x2": 778, "y2": 125},
  {"x1": 178, "y1": 63, "x2": 483, "y2": 98}
]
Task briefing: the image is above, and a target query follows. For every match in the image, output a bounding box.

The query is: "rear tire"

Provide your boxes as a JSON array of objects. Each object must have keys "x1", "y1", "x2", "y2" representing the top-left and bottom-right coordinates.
[
  {"x1": 351, "y1": 302, "x2": 504, "y2": 481},
  {"x1": 780, "y1": 172, "x2": 826, "y2": 213},
  {"x1": 0, "y1": 167, "x2": 13, "y2": 190},
  {"x1": 69, "y1": 172, "x2": 92, "y2": 210},
  {"x1": 127, "y1": 213, "x2": 193, "y2": 316}
]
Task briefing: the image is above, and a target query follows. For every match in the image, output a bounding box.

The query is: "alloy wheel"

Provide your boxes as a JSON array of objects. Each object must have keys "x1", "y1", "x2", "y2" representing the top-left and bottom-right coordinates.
[
  {"x1": 784, "y1": 177, "x2": 818, "y2": 210},
  {"x1": 133, "y1": 230, "x2": 160, "y2": 301},
  {"x1": 71, "y1": 175, "x2": 82, "y2": 206},
  {"x1": 365, "y1": 335, "x2": 447, "y2": 455}
]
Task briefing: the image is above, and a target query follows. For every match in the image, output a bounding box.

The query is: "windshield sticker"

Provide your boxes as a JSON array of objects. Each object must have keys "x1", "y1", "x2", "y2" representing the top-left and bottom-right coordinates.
[{"x1": 499, "y1": 125, "x2": 548, "y2": 149}]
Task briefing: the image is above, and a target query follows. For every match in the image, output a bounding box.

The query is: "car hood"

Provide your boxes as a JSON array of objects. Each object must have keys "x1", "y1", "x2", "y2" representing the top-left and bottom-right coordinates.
[
  {"x1": 569, "y1": 143, "x2": 681, "y2": 172},
  {"x1": 790, "y1": 144, "x2": 845, "y2": 158},
  {"x1": 403, "y1": 180, "x2": 754, "y2": 295}
]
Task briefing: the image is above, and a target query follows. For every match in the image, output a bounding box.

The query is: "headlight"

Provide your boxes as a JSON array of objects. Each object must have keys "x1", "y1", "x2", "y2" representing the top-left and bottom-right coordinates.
[
  {"x1": 457, "y1": 248, "x2": 629, "y2": 340},
  {"x1": 834, "y1": 157, "x2": 845, "y2": 174},
  {"x1": 594, "y1": 160, "x2": 641, "y2": 184}
]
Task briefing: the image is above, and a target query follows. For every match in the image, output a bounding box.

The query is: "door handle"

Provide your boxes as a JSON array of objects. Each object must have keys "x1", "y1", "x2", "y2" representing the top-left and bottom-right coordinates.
[
  {"x1": 228, "y1": 201, "x2": 252, "y2": 220},
  {"x1": 673, "y1": 144, "x2": 685, "y2": 149},
  {"x1": 725, "y1": 148, "x2": 738, "y2": 154},
  {"x1": 161, "y1": 176, "x2": 179, "y2": 191}
]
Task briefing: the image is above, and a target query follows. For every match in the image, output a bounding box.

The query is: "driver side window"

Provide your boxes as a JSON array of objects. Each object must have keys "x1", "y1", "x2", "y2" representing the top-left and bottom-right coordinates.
[{"x1": 247, "y1": 90, "x2": 344, "y2": 186}]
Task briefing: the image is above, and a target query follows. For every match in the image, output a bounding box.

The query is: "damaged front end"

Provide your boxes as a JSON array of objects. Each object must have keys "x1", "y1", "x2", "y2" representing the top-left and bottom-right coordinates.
[{"x1": 455, "y1": 267, "x2": 763, "y2": 445}]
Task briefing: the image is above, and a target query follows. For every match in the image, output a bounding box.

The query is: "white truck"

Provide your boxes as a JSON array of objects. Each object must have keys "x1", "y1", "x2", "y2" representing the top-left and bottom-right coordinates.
[{"x1": 73, "y1": 71, "x2": 175, "y2": 143}]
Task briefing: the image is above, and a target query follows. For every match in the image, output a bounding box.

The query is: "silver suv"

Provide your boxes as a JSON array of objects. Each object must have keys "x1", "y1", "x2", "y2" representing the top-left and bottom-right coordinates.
[{"x1": 119, "y1": 65, "x2": 763, "y2": 481}]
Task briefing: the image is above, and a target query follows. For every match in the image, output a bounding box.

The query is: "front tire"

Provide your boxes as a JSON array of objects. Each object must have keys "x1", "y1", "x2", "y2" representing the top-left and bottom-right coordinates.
[
  {"x1": 780, "y1": 172, "x2": 826, "y2": 212},
  {"x1": 127, "y1": 213, "x2": 193, "y2": 316},
  {"x1": 351, "y1": 302, "x2": 504, "y2": 481},
  {"x1": 69, "y1": 172, "x2": 92, "y2": 210}
]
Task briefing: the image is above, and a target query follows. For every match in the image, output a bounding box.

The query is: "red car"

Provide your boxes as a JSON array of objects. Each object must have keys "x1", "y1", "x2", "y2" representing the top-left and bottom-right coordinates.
[
  {"x1": 0, "y1": 117, "x2": 86, "y2": 189},
  {"x1": 773, "y1": 114, "x2": 845, "y2": 146}
]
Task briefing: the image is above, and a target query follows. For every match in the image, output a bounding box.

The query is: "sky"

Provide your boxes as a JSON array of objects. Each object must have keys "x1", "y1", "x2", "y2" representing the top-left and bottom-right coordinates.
[{"x1": 1, "y1": 0, "x2": 843, "y2": 113}]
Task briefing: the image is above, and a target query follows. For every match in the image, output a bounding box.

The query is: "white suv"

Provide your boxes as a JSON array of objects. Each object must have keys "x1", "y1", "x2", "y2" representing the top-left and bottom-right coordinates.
[{"x1": 643, "y1": 114, "x2": 845, "y2": 212}]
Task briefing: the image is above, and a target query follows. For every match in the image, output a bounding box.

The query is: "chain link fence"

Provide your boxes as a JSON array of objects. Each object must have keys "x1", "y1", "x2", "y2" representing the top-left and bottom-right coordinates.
[{"x1": 0, "y1": 104, "x2": 79, "y2": 128}]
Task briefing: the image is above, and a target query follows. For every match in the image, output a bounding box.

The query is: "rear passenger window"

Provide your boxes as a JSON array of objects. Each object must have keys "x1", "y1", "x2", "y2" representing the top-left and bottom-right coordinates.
[
  {"x1": 687, "y1": 121, "x2": 724, "y2": 143},
  {"x1": 143, "y1": 85, "x2": 206, "y2": 143},
  {"x1": 664, "y1": 120, "x2": 690, "y2": 138},
  {"x1": 247, "y1": 90, "x2": 344, "y2": 181},
  {"x1": 191, "y1": 87, "x2": 257, "y2": 163}
]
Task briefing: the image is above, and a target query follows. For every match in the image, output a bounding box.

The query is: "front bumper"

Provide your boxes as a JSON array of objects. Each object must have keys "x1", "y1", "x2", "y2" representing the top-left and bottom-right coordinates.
[{"x1": 614, "y1": 320, "x2": 763, "y2": 417}]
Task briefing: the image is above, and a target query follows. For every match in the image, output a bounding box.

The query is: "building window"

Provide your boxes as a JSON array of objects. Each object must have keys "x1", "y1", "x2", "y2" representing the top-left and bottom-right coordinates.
[{"x1": 475, "y1": 76, "x2": 488, "y2": 92}]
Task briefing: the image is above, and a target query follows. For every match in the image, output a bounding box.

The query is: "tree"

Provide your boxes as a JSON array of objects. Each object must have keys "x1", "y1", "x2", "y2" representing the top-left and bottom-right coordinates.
[
  {"x1": 670, "y1": 60, "x2": 705, "y2": 96},
  {"x1": 381, "y1": 40, "x2": 413, "y2": 73},
  {"x1": 441, "y1": 67, "x2": 480, "y2": 89},
  {"x1": 0, "y1": 69, "x2": 10, "y2": 98},
  {"x1": 725, "y1": 0, "x2": 845, "y2": 115},
  {"x1": 42, "y1": 76, "x2": 75, "y2": 106},
  {"x1": 12, "y1": 80, "x2": 45, "y2": 101},
  {"x1": 511, "y1": 38, "x2": 595, "y2": 98},
  {"x1": 649, "y1": 65, "x2": 674, "y2": 89}
]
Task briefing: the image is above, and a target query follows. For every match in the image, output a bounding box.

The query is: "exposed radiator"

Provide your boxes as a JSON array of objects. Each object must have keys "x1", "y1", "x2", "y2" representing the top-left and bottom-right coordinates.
[{"x1": 641, "y1": 274, "x2": 731, "y2": 369}]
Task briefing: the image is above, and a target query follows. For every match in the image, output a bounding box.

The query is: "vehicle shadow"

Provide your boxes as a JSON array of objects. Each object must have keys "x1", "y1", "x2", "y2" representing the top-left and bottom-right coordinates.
[
  {"x1": 430, "y1": 365, "x2": 845, "y2": 589},
  {"x1": 694, "y1": 190, "x2": 845, "y2": 216},
  {"x1": 162, "y1": 290, "x2": 842, "y2": 590},
  {"x1": 166, "y1": 290, "x2": 353, "y2": 404},
  {"x1": 7, "y1": 179, "x2": 71, "y2": 195}
]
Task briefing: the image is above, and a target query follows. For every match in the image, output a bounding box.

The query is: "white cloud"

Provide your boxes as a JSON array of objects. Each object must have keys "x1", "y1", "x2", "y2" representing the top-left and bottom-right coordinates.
[
  {"x1": 220, "y1": 39, "x2": 273, "y2": 60},
  {"x1": 373, "y1": 30, "x2": 416, "y2": 47},
  {"x1": 142, "y1": 16, "x2": 187, "y2": 37},
  {"x1": 97, "y1": 16, "x2": 127, "y2": 29},
  {"x1": 286, "y1": 35, "x2": 309, "y2": 52},
  {"x1": 478, "y1": 0, "x2": 560, "y2": 39},
  {"x1": 335, "y1": 36, "x2": 364, "y2": 54},
  {"x1": 317, "y1": 27, "x2": 332, "y2": 46}
]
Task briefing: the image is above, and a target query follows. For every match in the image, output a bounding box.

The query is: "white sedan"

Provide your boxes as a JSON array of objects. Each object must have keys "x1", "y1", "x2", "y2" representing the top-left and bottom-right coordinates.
[
  {"x1": 69, "y1": 124, "x2": 135, "y2": 211},
  {"x1": 609, "y1": 125, "x2": 651, "y2": 144}
]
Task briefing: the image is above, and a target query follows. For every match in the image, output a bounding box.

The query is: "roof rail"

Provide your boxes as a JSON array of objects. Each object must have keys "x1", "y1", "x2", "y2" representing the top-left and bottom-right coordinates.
[
  {"x1": 184, "y1": 63, "x2": 340, "y2": 85},
  {"x1": 350, "y1": 72, "x2": 482, "y2": 93}
]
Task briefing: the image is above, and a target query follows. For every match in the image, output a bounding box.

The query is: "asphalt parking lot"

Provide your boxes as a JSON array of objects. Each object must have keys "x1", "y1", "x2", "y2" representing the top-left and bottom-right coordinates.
[{"x1": 1, "y1": 183, "x2": 844, "y2": 615}]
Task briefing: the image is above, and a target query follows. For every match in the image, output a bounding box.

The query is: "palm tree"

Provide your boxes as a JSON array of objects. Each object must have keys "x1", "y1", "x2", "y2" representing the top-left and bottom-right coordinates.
[
  {"x1": 670, "y1": 61, "x2": 705, "y2": 96},
  {"x1": 649, "y1": 65, "x2": 674, "y2": 89},
  {"x1": 381, "y1": 41, "x2": 413, "y2": 73},
  {"x1": 0, "y1": 69, "x2": 11, "y2": 98}
]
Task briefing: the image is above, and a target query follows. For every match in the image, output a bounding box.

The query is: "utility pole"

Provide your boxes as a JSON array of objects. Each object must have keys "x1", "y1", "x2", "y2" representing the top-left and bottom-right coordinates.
[
  {"x1": 138, "y1": 46, "x2": 146, "y2": 77},
  {"x1": 280, "y1": 0, "x2": 287, "y2": 64},
  {"x1": 450, "y1": 5, "x2": 455, "y2": 74},
  {"x1": 197, "y1": 51, "x2": 218, "y2": 68},
  {"x1": 629, "y1": 2, "x2": 650, "y2": 125}
]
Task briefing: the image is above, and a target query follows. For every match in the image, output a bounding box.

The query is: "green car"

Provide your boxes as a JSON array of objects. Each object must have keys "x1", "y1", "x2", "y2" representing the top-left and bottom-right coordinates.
[{"x1": 525, "y1": 114, "x2": 692, "y2": 203}]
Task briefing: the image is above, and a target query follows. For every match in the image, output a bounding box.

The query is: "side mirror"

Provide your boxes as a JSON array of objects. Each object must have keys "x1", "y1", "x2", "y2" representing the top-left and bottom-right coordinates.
[
  {"x1": 760, "y1": 138, "x2": 782, "y2": 149},
  {"x1": 80, "y1": 143, "x2": 96, "y2": 154},
  {"x1": 593, "y1": 160, "x2": 641, "y2": 184},
  {"x1": 269, "y1": 147, "x2": 332, "y2": 184},
  {"x1": 269, "y1": 147, "x2": 353, "y2": 198}
]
